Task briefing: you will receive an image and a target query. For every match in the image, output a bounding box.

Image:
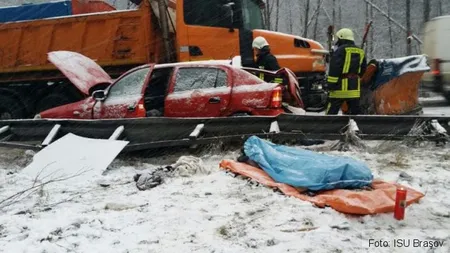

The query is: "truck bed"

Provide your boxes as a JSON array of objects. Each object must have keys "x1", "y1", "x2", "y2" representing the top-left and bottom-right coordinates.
[{"x1": 0, "y1": 1, "x2": 163, "y2": 82}]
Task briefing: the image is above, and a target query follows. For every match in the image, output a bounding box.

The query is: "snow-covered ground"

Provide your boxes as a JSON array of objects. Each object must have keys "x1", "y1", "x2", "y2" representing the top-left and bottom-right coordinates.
[
  {"x1": 0, "y1": 103, "x2": 449, "y2": 253},
  {"x1": 0, "y1": 136, "x2": 449, "y2": 252}
]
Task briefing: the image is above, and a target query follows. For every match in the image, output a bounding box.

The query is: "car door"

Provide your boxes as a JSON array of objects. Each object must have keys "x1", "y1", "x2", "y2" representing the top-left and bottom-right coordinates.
[
  {"x1": 93, "y1": 65, "x2": 153, "y2": 119},
  {"x1": 165, "y1": 67, "x2": 231, "y2": 117}
]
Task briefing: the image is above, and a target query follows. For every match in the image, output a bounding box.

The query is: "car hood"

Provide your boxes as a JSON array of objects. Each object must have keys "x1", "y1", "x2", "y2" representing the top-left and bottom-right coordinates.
[{"x1": 48, "y1": 51, "x2": 113, "y2": 95}]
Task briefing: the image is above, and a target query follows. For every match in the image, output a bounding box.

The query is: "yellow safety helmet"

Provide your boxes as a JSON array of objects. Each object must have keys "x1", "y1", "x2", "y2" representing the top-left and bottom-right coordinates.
[
  {"x1": 252, "y1": 36, "x2": 269, "y2": 49},
  {"x1": 335, "y1": 28, "x2": 354, "y2": 41}
]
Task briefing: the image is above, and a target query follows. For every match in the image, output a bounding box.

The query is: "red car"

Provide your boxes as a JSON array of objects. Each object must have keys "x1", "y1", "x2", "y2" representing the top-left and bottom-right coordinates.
[{"x1": 36, "y1": 51, "x2": 304, "y2": 119}]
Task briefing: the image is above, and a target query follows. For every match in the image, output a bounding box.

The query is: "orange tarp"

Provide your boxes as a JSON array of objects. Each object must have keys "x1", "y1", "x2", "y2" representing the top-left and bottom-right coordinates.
[{"x1": 220, "y1": 159, "x2": 425, "y2": 215}]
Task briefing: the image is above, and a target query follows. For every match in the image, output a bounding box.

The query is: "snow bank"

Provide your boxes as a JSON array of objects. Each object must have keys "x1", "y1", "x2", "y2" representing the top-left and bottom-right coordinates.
[{"x1": 0, "y1": 141, "x2": 449, "y2": 253}]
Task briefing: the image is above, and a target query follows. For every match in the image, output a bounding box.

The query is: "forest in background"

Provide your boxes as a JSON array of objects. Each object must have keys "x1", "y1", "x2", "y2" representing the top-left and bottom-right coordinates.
[{"x1": 1, "y1": 0, "x2": 449, "y2": 60}]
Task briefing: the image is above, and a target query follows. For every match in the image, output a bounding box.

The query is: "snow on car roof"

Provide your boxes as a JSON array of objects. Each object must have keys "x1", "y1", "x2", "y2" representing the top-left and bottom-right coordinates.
[{"x1": 153, "y1": 60, "x2": 240, "y2": 69}]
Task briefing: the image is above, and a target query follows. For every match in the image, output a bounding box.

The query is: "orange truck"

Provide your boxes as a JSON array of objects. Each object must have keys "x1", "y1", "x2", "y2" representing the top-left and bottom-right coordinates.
[{"x1": 0, "y1": 0, "x2": 329, "y2": 119}]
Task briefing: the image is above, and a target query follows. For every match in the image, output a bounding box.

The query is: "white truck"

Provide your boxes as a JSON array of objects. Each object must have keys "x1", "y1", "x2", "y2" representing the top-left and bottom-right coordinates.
[{"x1": 422, "y1": 15, "x2": 450, "y2": 104}]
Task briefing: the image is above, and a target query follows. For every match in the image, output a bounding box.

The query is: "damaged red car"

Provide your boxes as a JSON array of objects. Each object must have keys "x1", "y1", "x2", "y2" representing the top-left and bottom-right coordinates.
[{"x1": 36, "y1": 51, "x2": 305, "y2": 119}]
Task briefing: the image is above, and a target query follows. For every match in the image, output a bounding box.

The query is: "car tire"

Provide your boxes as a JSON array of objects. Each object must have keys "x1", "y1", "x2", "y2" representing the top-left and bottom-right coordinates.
[{"x1": 0, "y1": 95, "x2": 26, "y2": 119}]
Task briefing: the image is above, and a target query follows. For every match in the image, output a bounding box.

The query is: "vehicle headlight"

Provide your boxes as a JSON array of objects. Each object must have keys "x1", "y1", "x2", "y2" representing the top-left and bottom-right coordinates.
[
  {"x1": 312, "y1": 58, "x2": 326, "y2": 69},
  {"x1": 34, "y1": 114, "x2": 41, "y2": 119}
]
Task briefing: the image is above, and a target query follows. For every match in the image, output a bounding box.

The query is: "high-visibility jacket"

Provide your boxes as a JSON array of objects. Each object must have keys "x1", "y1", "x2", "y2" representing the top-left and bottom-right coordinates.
[{"x1": 327, "y1": 41, "x2": 367, "y2": 98}]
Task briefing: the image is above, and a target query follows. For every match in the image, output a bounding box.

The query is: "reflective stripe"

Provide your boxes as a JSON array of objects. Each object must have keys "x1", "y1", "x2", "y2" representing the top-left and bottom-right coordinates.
[
  {"x1": 326, "y1": 102, "x2": 332, "y2": 115},
  {"x1": 343, "y1": 50, "x2": 351, "y2": 74},
  {"x1": 343, "y1": 47, "x2": 365, "y2": 74},
  {"x1": 329, "y1": 90, "x2": 360, "y2": 98},
  {"x1": 327, "y1": 76, "x2": 339, "y2": 83},
  {"x1": 259, "y1": 66, "x2": 265, "y2": 80},
  {"x1": 342, "y1": 78, "x2": 348, "y2": 91},
  {"x1": 274, "y1": 78, "x2": 283, "y2": 83}
]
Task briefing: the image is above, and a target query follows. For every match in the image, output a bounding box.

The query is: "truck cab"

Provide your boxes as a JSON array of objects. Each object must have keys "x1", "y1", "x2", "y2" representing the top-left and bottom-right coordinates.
[{"x1": 172, "y1": 0, "x2": 328, "y2": 111}]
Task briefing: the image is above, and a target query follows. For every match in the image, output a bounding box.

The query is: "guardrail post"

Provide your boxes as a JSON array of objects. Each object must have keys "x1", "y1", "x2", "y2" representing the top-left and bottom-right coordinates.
[
  {"x1": 269, "y1": 121, "x2": 280, "y2": 133},
  {"x1": 109, "y1": 126, "x2": 125, "y2": 140},
  {"x1": 189, "y1": 124, "x2": 205, "y2": 139},
  {"x1": 430, "y1": 119, "x2": 448, "y2": 146},
  {"x1": 42, "y1": 124, "x2": 61, "y2": 146},
  {"x1": 0, "y1": 126, "x2": 10, "y2": 135}
]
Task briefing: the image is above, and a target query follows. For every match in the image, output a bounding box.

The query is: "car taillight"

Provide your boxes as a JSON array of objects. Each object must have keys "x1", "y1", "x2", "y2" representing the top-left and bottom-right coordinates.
[
  {"x1": 432, "y1": 58, "x2": 441, "y2": 75},
  {"x1": 136, "y1": 98, "x2": 146, "y2": 117},
  {"x1": 270, "y1": 86, "x2": 282, "y2": 108}
]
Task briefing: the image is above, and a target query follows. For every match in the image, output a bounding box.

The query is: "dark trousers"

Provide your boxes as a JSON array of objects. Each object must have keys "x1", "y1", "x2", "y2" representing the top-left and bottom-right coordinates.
[{"x1": 326, "y1": 98, "x2": 361, "y2": 115}]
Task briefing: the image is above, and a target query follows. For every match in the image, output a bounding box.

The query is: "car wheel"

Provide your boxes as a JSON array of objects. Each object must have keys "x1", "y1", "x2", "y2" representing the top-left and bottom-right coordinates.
[{"x1": 0, "y1": 96, "x2": 26, "y2": 119}]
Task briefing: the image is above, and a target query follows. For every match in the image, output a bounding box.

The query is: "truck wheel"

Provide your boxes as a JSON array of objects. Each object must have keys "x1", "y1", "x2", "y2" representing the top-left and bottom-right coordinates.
[
  {"x1": 36, "y1": 93, "x2": 73, "y2": 113},
  {"x1": 0, "y1": 96, "x2": 25, "y2": 119}
]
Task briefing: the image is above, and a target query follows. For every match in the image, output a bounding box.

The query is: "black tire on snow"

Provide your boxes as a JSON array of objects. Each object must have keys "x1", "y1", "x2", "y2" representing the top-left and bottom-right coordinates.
[{"x1": 0, "y1": 95, "x2": 26, "y2": 119}]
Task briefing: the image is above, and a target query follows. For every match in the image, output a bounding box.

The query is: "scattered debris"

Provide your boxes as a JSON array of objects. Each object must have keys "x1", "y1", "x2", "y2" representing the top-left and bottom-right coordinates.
[
  {"x1": 330, "y1": 119, "x2": 367, "y2": 152},
  {"x1": 280, "y1": 227, "x2": 318, "y2": 233},
  {"x1": 104, "y1": 203, "x2": 148, "y2": 211},
  {"x1": 134, "y1": 156, "x2": 209, "y2": 190},
  {"x1": 399, "y1": 171, "x2": 413, "y2": 180},
  {"x1": 217, "y1": 225, "x2": 229, "y2": 237},
  {"x1": 388, "y1": 152, "x2": 409, "y2": 168},
  {"x1": 330, "y1": 221, "x2": 350, "y2": 230}
]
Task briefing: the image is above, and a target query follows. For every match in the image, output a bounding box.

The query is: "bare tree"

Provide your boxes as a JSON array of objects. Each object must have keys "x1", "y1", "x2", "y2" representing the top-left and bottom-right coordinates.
[
  {"x1": 369, "y1": 3, "x2": 374, "y2": 57},
  {"x1": 313, "y1": 1, "x2": 322, "y2": 40},
  {"x1": 424, "y1": 0, "x2": 431, "y2": 22},
  {"x1": 338, "y1": 3, "x2": 342, "y2": 28},
  {"x1": 289, "y1": 5, "x2": 293, "y2": 34},
  {"x1": 275, "y1": 0, "x2": 280, "y2": 31},
  {"x1": 406, "y1": 0, "x2": 411, "y2": 55},
  {"x1": 303, "y1": 0, "x2": 310, "y2": 37},
  {"x1": 264, "y1": 0, "x2": 271, "y2": 30},
  {"x1": 332, "y1": 0, "x2": 336, "y2": 26},
  {"x1": 387, "y1": 0, "x2": 394, "y2": 57}
]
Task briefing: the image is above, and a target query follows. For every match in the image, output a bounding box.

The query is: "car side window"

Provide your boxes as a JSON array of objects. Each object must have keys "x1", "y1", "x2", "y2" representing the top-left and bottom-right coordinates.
[
  {"x1": 108, "y1": 67, "x2": 150, "y2": 98},
  {"x1": 174, "y1": 68, "x2": 227, "y2": 92}
]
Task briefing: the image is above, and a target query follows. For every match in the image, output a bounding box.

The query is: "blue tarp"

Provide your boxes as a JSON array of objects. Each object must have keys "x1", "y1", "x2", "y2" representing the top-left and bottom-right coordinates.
[
  {"x1": 0, "y1": 1, "x2": 73, "y2": 23},
  {"x1": 370, "y1": 54, "x2": 430, "y2": 91},
  {"x1": 243, "y1": 136, "x2": 373, "y2": 191}
]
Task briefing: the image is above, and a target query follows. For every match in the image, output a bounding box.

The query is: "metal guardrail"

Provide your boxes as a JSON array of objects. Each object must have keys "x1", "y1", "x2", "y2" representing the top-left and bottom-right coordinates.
[{"x1": 0, "y1": 114, "x2": 449, "y2": 152}]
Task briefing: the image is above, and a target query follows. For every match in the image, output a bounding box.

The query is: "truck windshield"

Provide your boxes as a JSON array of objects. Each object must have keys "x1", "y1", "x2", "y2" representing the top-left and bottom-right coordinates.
[{"x1": 241, "y1": 0, "x2": 264, "y2": 30}]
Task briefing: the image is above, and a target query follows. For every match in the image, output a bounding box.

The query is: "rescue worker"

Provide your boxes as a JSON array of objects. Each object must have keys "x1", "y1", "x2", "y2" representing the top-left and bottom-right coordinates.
[
  {"x1": 252, "y1": 36, "x2": 282, "y2": 83},
  {"x1": 326, "y1": 28, "x2": 367, "y2": 115}
]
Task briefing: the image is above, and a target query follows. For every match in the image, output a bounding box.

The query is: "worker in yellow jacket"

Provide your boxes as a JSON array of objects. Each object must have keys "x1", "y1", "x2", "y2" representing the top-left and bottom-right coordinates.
[{"x1": 326, "y1": 28, "x2": 367, "y2": 115}]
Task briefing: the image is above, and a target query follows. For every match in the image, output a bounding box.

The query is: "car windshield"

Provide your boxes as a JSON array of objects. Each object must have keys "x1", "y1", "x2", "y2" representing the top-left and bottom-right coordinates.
[{"x1": 242, "y1": 0, "x2": 265, "y2": 30}]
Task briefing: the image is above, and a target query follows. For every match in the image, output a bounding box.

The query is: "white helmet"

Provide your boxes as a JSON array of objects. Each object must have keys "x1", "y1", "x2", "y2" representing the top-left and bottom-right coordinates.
[{"x1": 252, "y1": 36, "x2": 269, "y2": 49}]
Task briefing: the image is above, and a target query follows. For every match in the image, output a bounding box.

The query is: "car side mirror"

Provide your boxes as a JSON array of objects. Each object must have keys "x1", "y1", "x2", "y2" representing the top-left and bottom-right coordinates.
[
  {"x1": 92, "y1": 90, "x2": 106, "y2": 101},
  {"x1": 222, "y1": 2, "x2": 235, "y2": 32}
]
